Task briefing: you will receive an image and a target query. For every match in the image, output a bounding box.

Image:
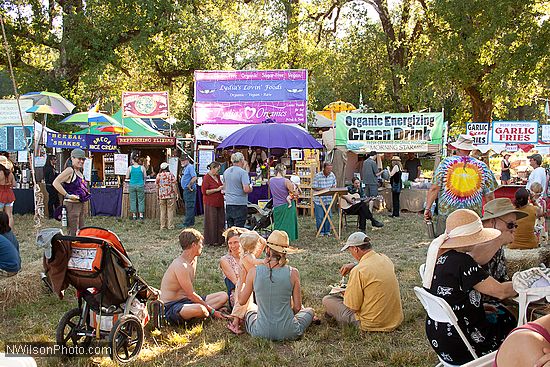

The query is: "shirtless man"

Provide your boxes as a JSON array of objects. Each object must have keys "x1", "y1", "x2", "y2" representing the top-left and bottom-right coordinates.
[{"x1": 160, "y1": 228, "x2": 228, "y2": 324}]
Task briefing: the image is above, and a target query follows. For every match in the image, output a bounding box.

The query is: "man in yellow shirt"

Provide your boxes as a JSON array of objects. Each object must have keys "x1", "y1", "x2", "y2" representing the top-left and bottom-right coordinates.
[{"x1": 322, "y1": 232, "x2": 403, "y2": 331}]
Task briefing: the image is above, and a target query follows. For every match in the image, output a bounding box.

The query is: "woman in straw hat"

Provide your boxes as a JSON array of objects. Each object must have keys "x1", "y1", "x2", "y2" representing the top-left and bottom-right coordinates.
[
  {"x1": 389, "y1": 156, "x2": 402, "y2": 218},
  {"x1": 0, "y1": 156, "x2": 15, "y2": 229},
  {"x1": 422, "y1": 209, "x2": 517, "y2": 365},
  {"x1": 238, "y1": 230, "x2": 315, "y2": 340}
]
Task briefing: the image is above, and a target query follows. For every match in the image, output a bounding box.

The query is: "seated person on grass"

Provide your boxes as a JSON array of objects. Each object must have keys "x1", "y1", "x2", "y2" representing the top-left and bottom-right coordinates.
[
  {"x1": 160, "y1": 228, "x2": 228, "y2": 324},
  {"x1": 322, "y1": 232, "x2": 403, "y2": 332},
  {"x1": 0, "y1": 233, "x2": 20, "y2": 277}
]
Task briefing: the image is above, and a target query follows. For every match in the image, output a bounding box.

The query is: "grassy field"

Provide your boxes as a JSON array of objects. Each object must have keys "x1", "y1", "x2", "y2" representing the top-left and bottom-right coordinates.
[{"x1": 0, "y1": 211, "x2": 436, "y2": 367}]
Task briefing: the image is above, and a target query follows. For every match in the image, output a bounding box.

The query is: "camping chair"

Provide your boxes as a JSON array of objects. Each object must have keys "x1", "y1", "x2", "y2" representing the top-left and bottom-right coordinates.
[
  {"x1": 413, "y1": 286, "x2": 479, "y2": 367},
  {"x1": 461, "y1": 351, "x2": 496, "y2": 367},
  {"x1": 419, "y1": 263, "x2": 426, "y2": 282}
]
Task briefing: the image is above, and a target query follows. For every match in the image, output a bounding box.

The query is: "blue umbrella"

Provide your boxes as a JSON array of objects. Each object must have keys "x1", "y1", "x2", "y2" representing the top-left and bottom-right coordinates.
[{"x1": 217, "y1": 122, "x2": 322, "y2": 150}]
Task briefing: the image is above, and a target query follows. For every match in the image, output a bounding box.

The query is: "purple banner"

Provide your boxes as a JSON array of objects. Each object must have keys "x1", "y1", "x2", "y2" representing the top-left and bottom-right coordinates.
[
  {"x1": 85, "y1": 134, "x2": 118, "y2": 152},
  {"x1": 195, "y1": 80, "x2": 306, "y2": 102},
  {"x1": 194, "y1": 101, "x2": 306, "y2": 124},
  {"x1": 194, "y1": 69, "x2": 307, "y2": 81}
]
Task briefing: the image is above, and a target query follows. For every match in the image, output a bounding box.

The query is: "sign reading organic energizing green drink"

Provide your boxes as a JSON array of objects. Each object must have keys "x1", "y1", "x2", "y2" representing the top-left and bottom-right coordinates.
[{"x1": 335, "y1": 112, "x2": 445, "y2": 152}]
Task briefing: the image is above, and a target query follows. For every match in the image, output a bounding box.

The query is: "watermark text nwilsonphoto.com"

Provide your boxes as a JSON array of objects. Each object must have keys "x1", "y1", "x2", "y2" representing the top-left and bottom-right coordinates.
[{"x1": 4, "y1": 342, "x2": 111, "y2": 357}]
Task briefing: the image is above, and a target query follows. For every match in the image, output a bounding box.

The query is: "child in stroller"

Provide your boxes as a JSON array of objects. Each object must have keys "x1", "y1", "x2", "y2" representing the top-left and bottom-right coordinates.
[{"x1": 246, "y1": 198, "x2": 273, "y2": 234}]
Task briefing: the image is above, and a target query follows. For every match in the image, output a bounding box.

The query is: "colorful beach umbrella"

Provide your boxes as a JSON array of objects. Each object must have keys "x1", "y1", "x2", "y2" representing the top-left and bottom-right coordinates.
[
  {"x1": 25, "y1": 105, "x2": 66, "y2": 115},
  {"x1": 97, "y1": 125, "x2": 132, "y2": 134},
  {"x1": 21, "y1": 91, "x2": 75, "y2": 114},
  {"x1": 323, "y1": 100, "x2": 356, "y2": 112},
  {"x1": 60, "y1": 112, "x2": 120, "y2": 127}
]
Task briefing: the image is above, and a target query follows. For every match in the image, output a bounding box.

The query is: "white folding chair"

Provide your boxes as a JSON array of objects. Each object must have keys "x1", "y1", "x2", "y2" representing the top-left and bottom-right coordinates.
[
  {"x1": 461, "y1": 351, "x2": 496, "y2": 367},
  {"x1": 413, "y1": 286, "x2": 479, "y2": 367},
  {"x1": 419, "y1": 263, "x2": 426, "y2": 282}
]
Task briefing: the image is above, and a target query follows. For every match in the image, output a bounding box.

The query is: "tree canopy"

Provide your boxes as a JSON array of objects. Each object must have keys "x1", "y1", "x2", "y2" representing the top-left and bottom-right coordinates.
[{"x1": 1, "y1": 0, "x2": 550, "y2": 132}]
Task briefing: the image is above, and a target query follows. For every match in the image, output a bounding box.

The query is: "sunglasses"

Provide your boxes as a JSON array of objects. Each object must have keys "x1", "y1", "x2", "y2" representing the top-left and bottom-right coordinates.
[{"x1": 496, "y1": 217, "x2": 518, "y2": 230}]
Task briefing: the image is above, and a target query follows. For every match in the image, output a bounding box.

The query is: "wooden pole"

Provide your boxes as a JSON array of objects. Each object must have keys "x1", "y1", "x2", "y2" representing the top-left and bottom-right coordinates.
[{"x1": 0, "y1": 14, "x2": 44, "y2": 228}]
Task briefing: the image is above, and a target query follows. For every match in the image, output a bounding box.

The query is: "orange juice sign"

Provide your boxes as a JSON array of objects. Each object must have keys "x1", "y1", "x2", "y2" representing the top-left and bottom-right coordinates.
[{"x1": 491, "y1": 121, "x2": 538, "y2": 144}]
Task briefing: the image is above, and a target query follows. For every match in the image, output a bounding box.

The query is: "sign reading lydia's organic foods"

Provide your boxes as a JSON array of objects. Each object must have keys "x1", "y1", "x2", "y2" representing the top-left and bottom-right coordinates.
[
  {"x1": 491, "y1": 121, "x2": 538, "y2": 144},
  {"x1": 335, "y1": 112, "x2": 444, "y2": 152}
]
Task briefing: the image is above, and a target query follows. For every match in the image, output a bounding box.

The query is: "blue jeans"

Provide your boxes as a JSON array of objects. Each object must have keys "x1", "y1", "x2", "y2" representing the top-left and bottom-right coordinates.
[
  {"x1": 182, "y1": 188, "x2": 196, "y2": 227},
  {"x1": 225, "y1": 204, "x2": 247, "y2": 228},
  {"x1": 314, "y1": 202, "x2": 331, "y2": 235}
]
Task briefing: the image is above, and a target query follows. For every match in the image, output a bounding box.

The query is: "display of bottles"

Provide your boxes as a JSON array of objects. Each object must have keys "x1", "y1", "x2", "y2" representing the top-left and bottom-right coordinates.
[{"x1": 103, "y1": 153, "x2": 115, "y2": 163}]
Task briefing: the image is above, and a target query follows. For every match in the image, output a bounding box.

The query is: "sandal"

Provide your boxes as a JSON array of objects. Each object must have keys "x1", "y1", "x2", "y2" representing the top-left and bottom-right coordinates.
[
  {"x1": 312, "y1": 316, "x2": 321, "y2": 325},
  {"x1": 226, "y1": 322, "x2": 244, "y2": 335}
]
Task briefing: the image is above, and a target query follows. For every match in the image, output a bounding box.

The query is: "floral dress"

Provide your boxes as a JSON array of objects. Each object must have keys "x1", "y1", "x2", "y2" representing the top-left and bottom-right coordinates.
[
  {"x1": 221, "y1": 253, "x2": 240, "y2": 309},
  {"x1": 425, "y1": 250, "x2": 515, "y2": 365}
]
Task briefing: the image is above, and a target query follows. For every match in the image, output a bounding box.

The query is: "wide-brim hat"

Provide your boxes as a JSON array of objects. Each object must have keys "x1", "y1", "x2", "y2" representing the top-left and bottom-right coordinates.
[
  {"x1": 266, "y1": 230, "x2": 300, "y2": 254},
  {"x1": 0, "y1": 156, "x2": 13, "y2": 170},
  {"x1": 391, "y1": 156, "x2": 401, "y2": 162},
  {"x1": 502, "y1": 151, "x2": 511, "y2": 157},
  {"x1": 450, "y1": 134, "x2": 476, "y2": 151},
  {"x1": 440, "y1": 209, "x2": 501, "y2": 249},
  {"x1": 481, "y1": 198, "x2": 528, "y2": 221}
]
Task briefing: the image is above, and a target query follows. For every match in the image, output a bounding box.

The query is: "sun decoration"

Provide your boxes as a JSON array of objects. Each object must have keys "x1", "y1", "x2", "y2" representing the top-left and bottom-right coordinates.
[{"x1": 445, "y1": 161, "x2": 482, "y2": 198}]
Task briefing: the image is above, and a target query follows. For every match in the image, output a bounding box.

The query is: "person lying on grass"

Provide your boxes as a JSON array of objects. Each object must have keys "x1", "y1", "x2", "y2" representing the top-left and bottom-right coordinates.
[{"x1": 160, "y1": 228, "x2": 228, "y2": 324}]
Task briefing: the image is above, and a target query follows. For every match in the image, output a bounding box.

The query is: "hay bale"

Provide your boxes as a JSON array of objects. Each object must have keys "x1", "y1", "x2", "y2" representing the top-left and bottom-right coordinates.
[{"x1": 505, "y1": 247, "x2": 550, "y2": 278}]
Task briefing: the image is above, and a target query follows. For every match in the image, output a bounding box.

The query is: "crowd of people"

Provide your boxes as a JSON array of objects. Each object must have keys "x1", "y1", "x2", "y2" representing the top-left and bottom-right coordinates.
[{"x1": 4, "y1": 135, "x2": 550, "y2": 365}]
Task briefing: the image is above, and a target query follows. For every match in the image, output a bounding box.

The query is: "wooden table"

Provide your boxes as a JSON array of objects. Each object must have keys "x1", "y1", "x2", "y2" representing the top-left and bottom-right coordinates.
[{"x1": 313, "y1": 187, "x2": 348, "y2": 240}]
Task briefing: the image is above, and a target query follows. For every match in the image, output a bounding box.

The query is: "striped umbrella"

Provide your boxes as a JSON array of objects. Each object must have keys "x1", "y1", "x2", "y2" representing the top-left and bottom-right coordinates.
[
  {"x1": 21, "y1": 91, "x2": 75, "y2": 114},
  {"x1": 60, "y1": 112, "x2": 120, "y2": 127}
]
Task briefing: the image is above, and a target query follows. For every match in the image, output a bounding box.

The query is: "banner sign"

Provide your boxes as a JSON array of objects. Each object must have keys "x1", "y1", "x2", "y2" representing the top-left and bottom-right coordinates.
[
  {"x1": 542, "y1": 125, "x2": 550, "y2": 143},
  {"x1": 195, "y1": 69, "x2": 307, "y2": 82},
  {"x1": 114, "y1": 153, "x2": 129, "y2": 175},
  {"x1": 466, "y1": 122, "x2": 490, "y2": 145},
  {"x1": 335, "y1": 112, "x2": 444, "y2": 153},
  {"x1": 85, "y1": 134, "x2": 118, "y2": 152},
  {"x1": 0, "y1": 126, "x2": 33, "y2": 151},
  {"x1": 491, "y1": 120, "x2": 538, "y2": 144},
  {"x1": 122, "y1": 92, "x2": 169, "y2": 118},
  {"x1": 195, "y1": 80, "x2": 306, "y2": 102},
  {"x1": 0, "y1": 100, "x2": 34, "y2": 125},
  {"x1": 194, "y1": 100, "x2": 306, "y2": 124},
  {"x1": 46, "y1": 132, "x2": 86, "y2": 149},
  {"x1": 116, "y1": 136, "x2": 176, "y2": 146}
]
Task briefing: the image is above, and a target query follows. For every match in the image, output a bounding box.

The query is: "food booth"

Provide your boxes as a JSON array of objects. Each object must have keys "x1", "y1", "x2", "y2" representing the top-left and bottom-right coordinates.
[
  {"x1": 192, "y1": 69, "x2": 322, "y2": 215},
  {"x1": 332, "y1": 111, "x2": 446, "y2": 213}
]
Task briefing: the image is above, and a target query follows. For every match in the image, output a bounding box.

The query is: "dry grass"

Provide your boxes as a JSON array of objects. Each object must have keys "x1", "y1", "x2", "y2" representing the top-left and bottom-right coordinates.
[{"x1": 0, "y1": 211, "x2": 436, "y2": 366}]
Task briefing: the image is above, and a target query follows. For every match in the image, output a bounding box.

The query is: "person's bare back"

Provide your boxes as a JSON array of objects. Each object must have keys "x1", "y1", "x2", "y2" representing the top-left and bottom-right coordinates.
[{"x1": 160, "y1": 256, "x2": 197, "y2": 303}]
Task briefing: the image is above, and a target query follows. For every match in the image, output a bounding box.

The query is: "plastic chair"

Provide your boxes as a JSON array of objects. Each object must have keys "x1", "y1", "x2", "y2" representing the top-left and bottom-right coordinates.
[
  {"x1": 413, "y1": 286, "x2": 479, "y2": 366},
  {"x1": 419, "y1": 263, "x2": 426, "y2": 282},
  {"x1": 461, "y1": 351, "x2": 496, "y2": 367}
]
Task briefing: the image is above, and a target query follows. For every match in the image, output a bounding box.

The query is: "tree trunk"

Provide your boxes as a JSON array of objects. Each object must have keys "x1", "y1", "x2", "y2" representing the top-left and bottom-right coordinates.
[{"x1": 465, "y1": 85, "x2": 492, "y2": 122}]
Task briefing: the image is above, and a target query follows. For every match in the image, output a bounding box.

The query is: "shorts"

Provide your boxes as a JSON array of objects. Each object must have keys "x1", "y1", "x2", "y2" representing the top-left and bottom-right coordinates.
[
  {"x1": 0, "y1": 202, "x2": 14, "y2": 209},
  {"x1": 164, "y1": 295, "x2": 206, "y2": 325}
]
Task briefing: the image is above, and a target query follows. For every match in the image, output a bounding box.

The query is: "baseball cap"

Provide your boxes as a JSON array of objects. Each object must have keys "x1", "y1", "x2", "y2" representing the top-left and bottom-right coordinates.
[
  {"x1": 340, "y1": 232, "x2": 371, "y2": 252},
  {"x1": 160, "y1": 162, "x2": 169, "y2": 170},
  {"x1": 71, "y1": 148, "x2": 86, "y2": 159}
]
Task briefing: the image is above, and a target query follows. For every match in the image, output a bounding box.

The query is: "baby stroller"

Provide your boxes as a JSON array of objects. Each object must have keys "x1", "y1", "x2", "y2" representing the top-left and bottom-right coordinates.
[
  {"x1": 41, "y1": 227, "x2": 162, "y2": 364},
  {"x1": 246, "y1": 198, "x2": 273, "y2": 235}
]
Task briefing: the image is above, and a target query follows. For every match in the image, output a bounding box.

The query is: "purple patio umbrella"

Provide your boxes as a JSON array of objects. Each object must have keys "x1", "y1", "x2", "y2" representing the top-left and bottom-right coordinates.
[{"x1": 217, "y1": 123, "x2": 322, "y2": 150}]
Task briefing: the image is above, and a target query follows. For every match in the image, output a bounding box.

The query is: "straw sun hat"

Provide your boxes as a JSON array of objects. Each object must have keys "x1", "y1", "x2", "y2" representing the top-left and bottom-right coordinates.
[
  {"x1": 391, "y1": 156, "x2": 401, "y2": 162},
  {"x1": 266, "y1": 230, "x2": 300, "y2": 254},
  {"x1": 481, "y1": 198, "x2": 528, "y2": 221},
  {"x1": 439, "y1": 209, "x2": 501, "y2": 249},
  {"x1": 0, "y1": 156, "x2": 13, "y2": 170}
]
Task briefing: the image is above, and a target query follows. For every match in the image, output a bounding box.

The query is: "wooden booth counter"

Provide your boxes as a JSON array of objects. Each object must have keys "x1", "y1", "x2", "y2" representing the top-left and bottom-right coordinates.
[{"x1": 121, "y1": 179, "x2": 159, "y2": 219}]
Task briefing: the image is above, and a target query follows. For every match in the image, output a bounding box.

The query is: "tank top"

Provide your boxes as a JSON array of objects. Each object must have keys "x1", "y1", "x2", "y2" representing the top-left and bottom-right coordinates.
[
  {"x1": 493, "y1": 322, "x2": 550, "y2": 366},
  {"x1": 129, "y1": 165, "x2": 144, "y2": 186},
  {"x1": 62, "y1": 169, "x2": 90, "y2": 202},
  {"x1": 269, "y1": 177, "x2": 290, "y2": 207},
  {"x1": 249, "y1": 265, "x2": 306, "y2": 340}
]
